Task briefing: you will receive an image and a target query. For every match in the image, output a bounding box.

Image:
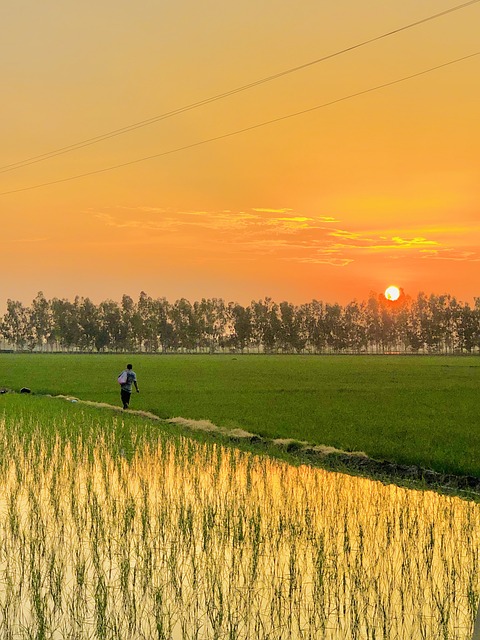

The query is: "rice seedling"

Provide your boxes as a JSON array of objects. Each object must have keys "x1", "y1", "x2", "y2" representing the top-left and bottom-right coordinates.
[{"x1": 0, "y1": 403, "x2": 479, "y2": 638}]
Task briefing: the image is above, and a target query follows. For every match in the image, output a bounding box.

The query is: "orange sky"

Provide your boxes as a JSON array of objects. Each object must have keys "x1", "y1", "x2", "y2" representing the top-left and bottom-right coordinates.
[{"x1": 1, "y1": 0, "x2": 479, "y2": 308}]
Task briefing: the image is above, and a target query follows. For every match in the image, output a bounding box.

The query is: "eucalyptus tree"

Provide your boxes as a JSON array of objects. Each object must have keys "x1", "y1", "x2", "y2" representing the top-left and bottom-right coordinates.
[
  {"x1": 50, "y1": 298, "x2": 81, "y2": 351},
  {"x1": 135, "y1": 293, "x2": 174, "y2": 352},
  {"x1": 426, "y1": 294, "x2": 450, "y2": 353},
  {"x1": 227, "y1": 303, "x2": 253, "y2": 352},
  {"x1": 323, "y1": 303, "x2": 346, "y2": 352},
  {"x1": 404, "y1": 295, "x2": 425, "y2": 352},
  {"x1": 76, "y1": 297, "x2": 100, "y2": 351},
  {"x1": 170, "y1": 298, "x2": 201, "y2": 351},
  {"x1": 278, "y1": 301, "x2": 306, "y2": 353},
  {"x1": 365, "y1": 294, "x2": 384, "y2": 352},
  {"x1": 191, "y1": 298, "x2": 226, "y2": 353},
  {"x1": 152, "y1": 296, "x2": 175, "y2": 352},
  {"x1": 442, "y1": 295, "x2": 462, "y2": 353},
  {"x1": 303, "y1": 300, "x2": 329, "y2": 353},
  {"x1": 137, "y1": 291, "x2": 160, "y2": 352},
  {"x1": 29, "y1": 291, "x2": 53, "y2": 350},
  {"x1": 250, "y1": 298, "x2": 281, "y2": 353},
  {"x1": 1, "y1": 299, "x2": 31, "y2": 350},
  {"x1": 342, "y1": 300, "x2": 368, "y2": 353},
  {"x1": 120, "y1": 295, "x2": 142, "y2": 351},
  {"x1": 97, "y1": 299, "x2": 122, "y2": 351},
  {"x1": 457, "y1": 301, "x2": 480, "y2": 353},
  {"x1": 379, "y1": 300, "x2": 398, "y2": 352}
]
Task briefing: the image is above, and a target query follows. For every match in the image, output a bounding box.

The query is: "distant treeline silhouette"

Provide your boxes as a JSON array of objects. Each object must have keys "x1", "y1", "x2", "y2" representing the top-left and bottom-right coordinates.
[{"x1": 1, "y1": 291, "x2": 479, "y2": 354}]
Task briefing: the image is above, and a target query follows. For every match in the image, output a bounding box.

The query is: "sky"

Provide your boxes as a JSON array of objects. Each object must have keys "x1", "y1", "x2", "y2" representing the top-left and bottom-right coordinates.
[{"x1": 1, "y1": 0, "x2": 479, "y2": 308}]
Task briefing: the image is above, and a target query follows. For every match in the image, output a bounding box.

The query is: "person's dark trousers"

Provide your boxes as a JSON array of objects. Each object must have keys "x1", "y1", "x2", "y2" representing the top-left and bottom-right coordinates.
[{"x1": 121, "y1": 389, "x2": 131, "y2": 409}]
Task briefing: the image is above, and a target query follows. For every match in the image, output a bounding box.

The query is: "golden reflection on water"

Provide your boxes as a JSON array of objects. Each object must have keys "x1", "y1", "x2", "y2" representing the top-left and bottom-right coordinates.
[{"x1": 0, "y1": 419, "x2": 479, "y2": 639}]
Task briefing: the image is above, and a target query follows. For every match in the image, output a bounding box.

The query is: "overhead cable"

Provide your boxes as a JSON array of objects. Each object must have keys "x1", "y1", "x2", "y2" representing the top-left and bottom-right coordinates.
[
  {"x1": 0, "y1": 0, "x2": 479, "y2": 175},
  {"x1": 1, "y1": 51, "x2": 478, "y2": 197}
]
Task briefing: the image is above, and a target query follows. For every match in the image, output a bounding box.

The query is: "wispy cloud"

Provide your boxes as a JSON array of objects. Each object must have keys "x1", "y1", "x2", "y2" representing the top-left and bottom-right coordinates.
[
  {"x1": 420, "y1": 248, "x2": 480, "y2": 262},
  {"x1": 391, "y1": 236, "x2": 438, "y2": 247},
  {"x1": 298, "y1": 256, "x2": 354, "y2": 267},
  {"x1": 252, "y1": 208, "x2": 294, "y2": 213},
  {"x1": 92, "y1": 207, "x2": 479, "y2": 266},
  {"x1": 329, "y1": 229, "x2": 364, "y2": 240}
]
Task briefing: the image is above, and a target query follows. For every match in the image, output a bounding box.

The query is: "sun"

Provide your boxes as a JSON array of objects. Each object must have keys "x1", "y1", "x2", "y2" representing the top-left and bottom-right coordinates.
[{"x1": 385, "y1": 285, "x2": 400, "y2": 301}]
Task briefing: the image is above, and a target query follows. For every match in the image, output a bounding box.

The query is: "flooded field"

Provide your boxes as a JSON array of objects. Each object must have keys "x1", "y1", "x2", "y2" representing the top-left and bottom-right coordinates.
[{"x1": 0, "y1": 410, "x2": 479, "y2": 639}]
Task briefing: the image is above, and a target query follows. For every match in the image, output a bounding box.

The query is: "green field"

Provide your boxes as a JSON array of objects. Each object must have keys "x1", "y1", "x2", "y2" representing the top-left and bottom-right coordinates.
[{"x1": 1, "y1": 353, "x2": 479, "y2": 477}]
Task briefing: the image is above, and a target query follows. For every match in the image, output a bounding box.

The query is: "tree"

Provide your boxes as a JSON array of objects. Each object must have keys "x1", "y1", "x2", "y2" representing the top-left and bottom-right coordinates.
[
  {"x1": 228, "y1": 303, "x2": 252, "y2": 352},
  {"x1": 1, "y1": 300, "x2": 31, "y2": 350},
  {"x1": 73, "y1": 298, "x2": 99, "y2": 351},
  {"x1": 1, "y1": 290, "x2": 476, "y2": 354},
  {"x1": 29, "y1": 291, "x2": 53, "y2": 350},
  {"x1": 365, "y1": 294, "x2": 384, "y2": 352},
  {"x1": 303, "y1": 300, "x2": 328, "y2": 353},
  {"x1": 250, "y1": 298, "x2": 281, "y2": 353},
  {"x1": 97, "y1": 300, "x2": 122, "y2": 351},
  {"x1": 457, "y1": 302, "x2": 479, "y2": 353},
  {"x1": 51, "y1": 298, "x2": 81, "y2": 350},
  {"x1": 170, "y1": 298, "x2": 199, "y2": 351},
  {"x1": 193, "y1": 298, "x2": 228, "y2": 353},
  {"x1": 137, "y1": 292, "x2": 159, "y2": 352},
  {"x1": 120, "y1": 295, "x2": 142, "y2": 351},
  {"x1": 279, "y1": 301, "x2": 306, "y2": 353},
  {"x1": 343, "y1": 300, "x2": 368, "y2": 353}
]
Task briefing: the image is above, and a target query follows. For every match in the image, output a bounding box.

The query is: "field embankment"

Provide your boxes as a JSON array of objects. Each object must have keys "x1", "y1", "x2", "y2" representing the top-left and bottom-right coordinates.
[{"x1": 1, "y1": 353, "x2": 479, "y2": 477}]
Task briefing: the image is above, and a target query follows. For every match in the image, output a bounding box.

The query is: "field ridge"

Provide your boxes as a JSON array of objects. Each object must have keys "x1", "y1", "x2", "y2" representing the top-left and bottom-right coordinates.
[{"x1": 12, "y1": 390, "x2": 480, "y2": 499}]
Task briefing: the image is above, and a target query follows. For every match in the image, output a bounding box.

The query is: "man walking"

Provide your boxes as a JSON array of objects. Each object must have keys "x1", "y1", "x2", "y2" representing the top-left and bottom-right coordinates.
[{"x1": 119, "y1": 363, "x2": 139, "y2": 409}]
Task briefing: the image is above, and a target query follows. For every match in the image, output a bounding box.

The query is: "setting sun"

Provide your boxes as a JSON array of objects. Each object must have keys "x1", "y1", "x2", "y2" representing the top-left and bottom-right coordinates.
[{"x1": 385, "y1": 285, "x2": 400, "y2": 301}]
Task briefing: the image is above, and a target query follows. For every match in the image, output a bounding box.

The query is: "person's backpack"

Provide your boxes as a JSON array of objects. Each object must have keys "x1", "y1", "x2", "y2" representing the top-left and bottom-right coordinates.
[{"x1": 117, "y1": 371, "x2": 128, "y2": 385}]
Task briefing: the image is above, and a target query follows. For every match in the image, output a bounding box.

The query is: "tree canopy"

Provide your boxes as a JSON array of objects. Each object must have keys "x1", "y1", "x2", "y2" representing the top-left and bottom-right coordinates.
[{"x1": 1, "y1": 291, "x2": 479, "y2": 354}]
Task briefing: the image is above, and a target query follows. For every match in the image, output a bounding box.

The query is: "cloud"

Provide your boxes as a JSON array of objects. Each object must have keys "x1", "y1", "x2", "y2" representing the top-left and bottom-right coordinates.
[
  {"x1": 420, "y1": 248, "x2": 480, "y2": 262},
  {"x1": 297, "y1": 256, "x2": 353, "y2": 267},
  {"x1": 252, "y1": 208, "x2": 294, "y2": 213},
  {"x1": 326, "y1": 231, "x2": 440, "y2": 252},
  {"x1": 329, "y1": 229, "x2": 363, "y2": 240},
  {"x1": 92, "y1": 206, "x2": 479, "y2": 267},
  {"x1": 274, "y1": 217, "x2": 313, "y2": 223},
  {"x1": 391, "y1": 236, "x2": 438, "y2": 247}
]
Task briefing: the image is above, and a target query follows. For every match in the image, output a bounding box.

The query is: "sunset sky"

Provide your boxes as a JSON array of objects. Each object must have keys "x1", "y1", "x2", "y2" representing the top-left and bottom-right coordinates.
[{"x1": 1, "y1": 0, "x2": 479, "y2": 308}]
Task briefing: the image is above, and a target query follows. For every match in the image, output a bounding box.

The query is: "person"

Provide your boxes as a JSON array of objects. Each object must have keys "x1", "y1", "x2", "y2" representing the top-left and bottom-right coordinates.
[{"x1": 119, "y1": 363, "x2": 139, "y2": 409}]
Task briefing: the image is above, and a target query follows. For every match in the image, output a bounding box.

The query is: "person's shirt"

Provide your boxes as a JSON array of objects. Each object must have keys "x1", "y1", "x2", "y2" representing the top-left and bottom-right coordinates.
[{"x1": 121, "y1": 370, "x2": 137, "y2": 392}]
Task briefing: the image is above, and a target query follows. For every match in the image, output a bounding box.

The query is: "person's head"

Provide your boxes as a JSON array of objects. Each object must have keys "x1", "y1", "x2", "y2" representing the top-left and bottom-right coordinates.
[{"x1": 127, "y1": 364, "x2": 133, "y2": 370}]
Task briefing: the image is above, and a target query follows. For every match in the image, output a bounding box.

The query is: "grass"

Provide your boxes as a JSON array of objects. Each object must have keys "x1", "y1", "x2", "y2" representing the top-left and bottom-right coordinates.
[
  {"x1": 0, "y1": 395, "x2": 478, "y2": 639},
  {"x1": 1, "y1": 353, "x2": 479, "y2": 476}
]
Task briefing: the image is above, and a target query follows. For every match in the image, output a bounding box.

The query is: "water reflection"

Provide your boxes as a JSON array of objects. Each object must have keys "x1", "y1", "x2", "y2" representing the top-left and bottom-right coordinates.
[{"x1": 0, "y1": 421, "x2": 479, "y2": 639}]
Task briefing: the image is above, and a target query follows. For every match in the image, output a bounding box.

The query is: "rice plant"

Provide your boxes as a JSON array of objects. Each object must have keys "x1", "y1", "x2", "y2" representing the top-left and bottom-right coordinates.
[{"x1": 0, "y1": 407, "x2": 479, "y2": 638}]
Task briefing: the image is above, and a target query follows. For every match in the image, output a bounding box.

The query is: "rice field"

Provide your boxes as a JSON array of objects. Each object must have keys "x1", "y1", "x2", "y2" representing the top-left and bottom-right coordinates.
[
  {"x1": 0, "y1": 397, "x2": 479, "y2": 639},
  {"x1": 2, "y1": 353, "x2": 480, "y2": 477}
]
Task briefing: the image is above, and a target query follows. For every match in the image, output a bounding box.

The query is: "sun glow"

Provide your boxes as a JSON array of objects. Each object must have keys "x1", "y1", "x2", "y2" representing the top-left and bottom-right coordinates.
[{"x1": 385, "y1": 285, "x2": 400, "y2": 301}]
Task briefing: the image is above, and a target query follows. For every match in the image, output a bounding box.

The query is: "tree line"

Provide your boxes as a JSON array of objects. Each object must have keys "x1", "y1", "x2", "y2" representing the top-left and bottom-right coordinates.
[{"x1": 1, "y1": 291, "x2": 479, "y2": 354}]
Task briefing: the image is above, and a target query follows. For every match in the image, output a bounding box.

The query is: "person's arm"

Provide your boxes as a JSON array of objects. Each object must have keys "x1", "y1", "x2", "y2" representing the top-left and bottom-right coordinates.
[{"x1": 134, "y1": 379, "x2": 139, "y2": 392}]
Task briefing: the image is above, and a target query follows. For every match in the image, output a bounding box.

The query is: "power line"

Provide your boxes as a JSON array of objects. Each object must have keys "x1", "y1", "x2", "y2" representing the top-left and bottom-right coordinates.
[
  {"x1": 1, "y1": 51, "x2": 478, "y2": 198},
  {"x1": 1, "y1": 0, "x2": 479, "y2": 175}
]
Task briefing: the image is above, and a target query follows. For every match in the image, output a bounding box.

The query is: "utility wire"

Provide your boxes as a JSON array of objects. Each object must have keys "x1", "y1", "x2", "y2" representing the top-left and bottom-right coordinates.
[
  {"x1": 1, "y1": 0, "x2": 479, "y2": 175},
  {"x1": 1, "y1": 51, "x2": 478, "y2": 198}
]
